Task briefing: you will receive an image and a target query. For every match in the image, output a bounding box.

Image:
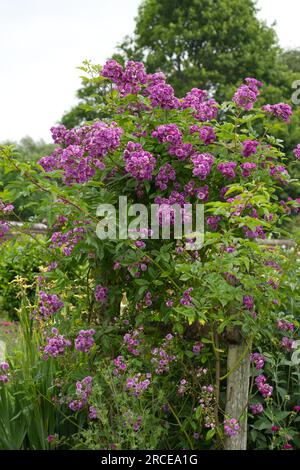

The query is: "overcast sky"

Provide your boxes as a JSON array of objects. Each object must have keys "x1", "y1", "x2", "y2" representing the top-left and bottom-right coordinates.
[{"x1": 1, "y1": 0, "x2": 300, "y2": 143}]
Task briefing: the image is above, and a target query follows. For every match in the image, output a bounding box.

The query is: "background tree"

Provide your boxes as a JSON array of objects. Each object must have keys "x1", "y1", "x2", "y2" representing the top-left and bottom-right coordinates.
[
  {"x1": 61, "y1": 1, "x2": 298, "y2": 125},
  {"x1": 280, "y1": 48, "x2": 300, "y2": 74},
  {"x1": 61, "y1": 0, "x2": 284, "y2": 126},
  {"x1": 265, "y1": 50, "x2": 300, "y2": 200}
]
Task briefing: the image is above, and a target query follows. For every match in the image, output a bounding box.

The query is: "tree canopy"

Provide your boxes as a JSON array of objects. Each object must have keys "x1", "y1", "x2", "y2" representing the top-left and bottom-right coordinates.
[
  {"x1": 119, "y1": 0, "x2": 281, "y2": 98},
  {"x1": 61, "y1": 0, "x2": 289, "y2": 128}
]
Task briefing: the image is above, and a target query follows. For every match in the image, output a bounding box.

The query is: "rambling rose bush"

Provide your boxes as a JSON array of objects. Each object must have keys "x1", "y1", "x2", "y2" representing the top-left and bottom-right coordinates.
[{"x1": 0, "y1": 58, "x2": 300, "y2": 449}]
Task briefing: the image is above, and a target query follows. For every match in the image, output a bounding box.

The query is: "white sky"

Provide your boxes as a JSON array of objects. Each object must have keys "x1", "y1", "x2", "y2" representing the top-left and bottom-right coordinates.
[{"x1": 0, "y1": 0, "x2": 300, "y2": 143}]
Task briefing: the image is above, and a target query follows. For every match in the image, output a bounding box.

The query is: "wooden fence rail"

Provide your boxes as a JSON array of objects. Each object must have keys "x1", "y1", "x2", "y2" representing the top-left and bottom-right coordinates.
[{"x1": 2, "y1": 222, "x2": 298, "y2": 247}]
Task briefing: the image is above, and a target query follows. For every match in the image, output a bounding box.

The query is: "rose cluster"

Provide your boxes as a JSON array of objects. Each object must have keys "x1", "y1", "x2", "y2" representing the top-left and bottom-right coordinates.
[
  {"x1": 123, "y1": 326, "x2": 144, "y2": 356},
  {"x1": 180, "y1": 287, "x2": 194, "y2": 307},
  {"x1": 224, "y1": 417, "x2": 240, "y2": 437},
  {"x1": 75, "y1": 329, "x2": 96, "y2": 353},
  {"x1": 69, "y1": 376, "x2": 93, "y2": 412},
  {"x1": 233, "y1": 77, "x2": 262, "y2": 110},
  {"x1": 102, "y1": 60, "x2": 147, "y2": 96},
  {"x1": 192, "y1": 153, "x2": 215, "y2": 180},
  {"x1": 250, "y1": 352, "x2": 266, "y2": 370},
  {"x1": 0, "y1": 362, "x2": 9, "y2": 383},
  {"x1": 50, "y1": 225, "x2": 87, "y2": 256},
  {"x1": 151, "y1": 334, "x2": 176, "y2": 374},
  {"x1": 0, "y1": 200, "x2": 14, "y2": 213},
  {"x1": 182, "y1": 88, "x2": 218, "y2": 121},
  {"x1": 217, "y1": 162, "x2": 237, "y2": 179},
  {"x1": 113, "y1": 355, "x2": 127, "y2": 376},
  {"x1": 190, "y1": 124, "x2": 216, "y2": 145},
  {"x1": 255, "y1": 374, "x2": 273, "y2": 398},
  {"x1": 123, "y1": 141, "x2": 156, "y2": 181},
  {"x1": 0, "y1": 200, "x2": 13, "y2": 239},
  {"x1": 42, "y1": 328, "x2": 71, "y2": 360},
  {"x1": 94, "y1": 284, "x2": 109, "y2": 303},
  {"x1": 262, "y1": 103, "x2": 293, "y2": 122},
  {"x1": 39, "y1": 121, "x2": 123, "y2": 185},
  {"x1": 126, "y1": 373, "x2": 151, "y2": 397},
  {"x1": 0, "y1": 221, "x2": 9, "y2": 239},
  {"x1": 102, "y1": 60, "x2": 179, "y2": 109},
  {"x1": 37, "y1": 291, "x2": 64, "y2": 318},
  {"x1": 152, "y1": 124, "x2": 194, "y2": 161},
  {"x1": 276, "y1": 319, "x2": 295, "y2": 332},
  {"x1": 250, "y1": 403, "x2": 264, "y2": 415},
  {"x1": 155, "y1": 163, "x2": 176, "y2": 190}
]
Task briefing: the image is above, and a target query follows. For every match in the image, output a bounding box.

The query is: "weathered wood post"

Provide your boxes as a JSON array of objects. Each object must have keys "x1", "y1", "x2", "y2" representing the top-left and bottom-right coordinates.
[{"x1": 224, "y1": 333, "x2": 252, "y2": 450}]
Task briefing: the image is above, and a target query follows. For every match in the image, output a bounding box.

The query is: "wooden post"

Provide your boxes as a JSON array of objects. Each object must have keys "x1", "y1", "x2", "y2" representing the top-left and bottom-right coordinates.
[{"x1": 224, "y1": 339, "x2": 251, "y2": 450}]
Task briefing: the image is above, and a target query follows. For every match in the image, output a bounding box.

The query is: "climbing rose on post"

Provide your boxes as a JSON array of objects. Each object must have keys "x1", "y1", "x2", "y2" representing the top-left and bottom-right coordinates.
[{"x1": 1, "y1": 57, "x2": 298, "y2": 451}]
